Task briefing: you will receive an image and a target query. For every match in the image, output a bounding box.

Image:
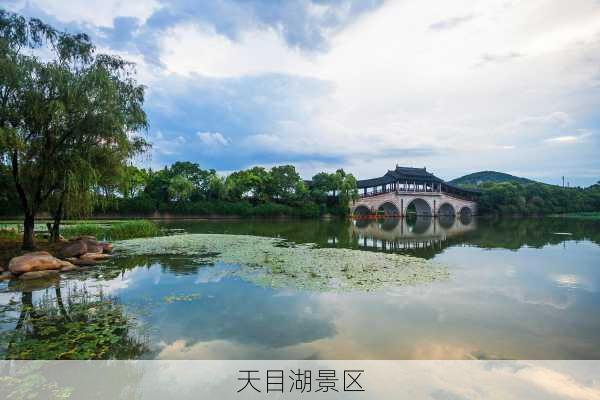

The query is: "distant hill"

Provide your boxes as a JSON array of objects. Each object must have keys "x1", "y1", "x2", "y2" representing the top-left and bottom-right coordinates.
[{"x1": 449, "y1": 171, "x2": 537, "y2": 187}]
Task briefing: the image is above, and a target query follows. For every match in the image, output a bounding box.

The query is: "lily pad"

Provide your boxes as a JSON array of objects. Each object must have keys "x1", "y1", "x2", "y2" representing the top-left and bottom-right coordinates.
[{"x1": 114, "y1": 234, "x2": 449, "y2": 292}]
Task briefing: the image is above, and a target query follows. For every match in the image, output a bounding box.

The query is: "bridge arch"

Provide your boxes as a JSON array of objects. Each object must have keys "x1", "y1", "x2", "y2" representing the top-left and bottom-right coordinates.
[
  {"x1": 405, "y1": 198, "x2": 432, "y2": 216},
  {"x1": 438, "y1": 214, "x2": 455, "y2": 229},
  {"x1": 378, "y1": 201, "x2": 401, "y2": 217},
  {"x1": 459, "y1": 206, "x2": 473, "y2": 218},
  {"x1": 438, "y1": 202, "x2": 455, "y2": 216},
  {"x1": 353, "y1": 205, "x2": 371, "y2": 217},
  {"x1": 407, "y1": 215, "x2": 432, "y2": 234}
]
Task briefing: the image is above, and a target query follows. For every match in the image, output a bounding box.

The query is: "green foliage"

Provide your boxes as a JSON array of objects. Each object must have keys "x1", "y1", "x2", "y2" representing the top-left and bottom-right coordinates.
[
  {"x1": 167, "y1": 175, "x2": 194, "y2": 202},
  {"x1": 64, "y1": 162, "x2": 356, "y2": 218},
  {"x1": 61, "y1": 220, "x2": 161, "y2": 240},
  {"x1": 475, "y1": 181, "x2": 600, "y2": 216},
  {"x1": 450, "y1": 170, "x2": 536, "y2": 186},
  {"x1": 550, "y1": 212, "x2": 600, "y2": 220},
  {"x1": 0, "y1": 11, "x2": 148, "y2": 247},
  {"x1": 0, "y1": 227, "x2": 19, "y2": 240}
]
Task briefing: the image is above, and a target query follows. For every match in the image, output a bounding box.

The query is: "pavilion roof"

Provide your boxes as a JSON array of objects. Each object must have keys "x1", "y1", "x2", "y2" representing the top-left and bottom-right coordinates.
[
  {"x1": 357, "y1": 166, "x2": 443, "y2": 188},
  {"x1": 356, "y1": 166, "x2": 481, "y2": 196}
]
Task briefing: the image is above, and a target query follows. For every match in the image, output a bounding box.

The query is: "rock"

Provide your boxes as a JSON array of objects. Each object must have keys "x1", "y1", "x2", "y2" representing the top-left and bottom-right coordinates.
[
  {"x1": 18, "y1": 270, "x2": 60, "y2": 280},
  {"x1": 68, "y1": 257, "x2": 99, "y2": 266},
  {"x1": 60, "y1": 263, "x2": 78, "y2": 272},
  {"x1": 100, "y1": 242, "x2": 113, "y2": 254},
  {"x1": 0, "y1": 271, "x2": 15, "y2": 281},
  {"x1": 9, "y1": 252, "x2": 66, "y2": 274},
  {"x1": 73, "y1": 235, "x2": 98, "y2": 242},
  {"x1": 69, "y1": 236, "x2": 105, "y2": 253},
  {"x1": 80, "y1": 253, "x2": 112, "y2": 261},
  {"x1": 87, "y1": 243, "x2": 105, "y2": 253},
  {"x1": 60, "y1": 240, "x2": 88, "y2": 258}
]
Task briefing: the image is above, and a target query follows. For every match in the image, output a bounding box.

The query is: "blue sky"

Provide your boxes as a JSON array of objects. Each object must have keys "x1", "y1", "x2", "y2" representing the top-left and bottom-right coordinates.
[{"x1": 6, "y1": 0, "x2": 600, "y2": 186}]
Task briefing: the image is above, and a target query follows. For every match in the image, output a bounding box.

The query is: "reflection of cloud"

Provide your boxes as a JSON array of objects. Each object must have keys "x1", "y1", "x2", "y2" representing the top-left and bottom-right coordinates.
[
  {"x1": 98, "y1": 277, "x2": 132, "y2": 294},
  {"x1": 157, "y1": 339, "x2": 321, "y2": 360},
  {"x1": 549, "y1": 273, "x2": 595, "y2": 292},
  {"x1": 517, "y1": 364, "x2": 600, "y2": 400}
]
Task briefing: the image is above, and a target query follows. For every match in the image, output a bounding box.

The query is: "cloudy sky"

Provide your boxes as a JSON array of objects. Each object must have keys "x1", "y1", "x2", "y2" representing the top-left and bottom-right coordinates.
[{"x1": 6, "y1": 0, "x2": 600, "y2": 186}]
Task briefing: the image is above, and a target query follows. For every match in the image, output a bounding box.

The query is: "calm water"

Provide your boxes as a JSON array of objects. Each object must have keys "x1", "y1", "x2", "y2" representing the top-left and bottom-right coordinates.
[{"x1": 1, "y1": 217, "x2": 599, "y2": 359}]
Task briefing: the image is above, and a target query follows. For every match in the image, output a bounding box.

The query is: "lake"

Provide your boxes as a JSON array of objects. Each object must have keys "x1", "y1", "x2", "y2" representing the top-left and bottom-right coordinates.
[{"x1": 1, "y1": 216, "x2": 599, "y2": 360}]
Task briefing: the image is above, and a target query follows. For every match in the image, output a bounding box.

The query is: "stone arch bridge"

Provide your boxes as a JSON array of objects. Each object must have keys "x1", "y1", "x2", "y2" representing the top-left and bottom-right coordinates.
[{"x1": 350, "y1": 166, "x2": 479, "y2": 217}]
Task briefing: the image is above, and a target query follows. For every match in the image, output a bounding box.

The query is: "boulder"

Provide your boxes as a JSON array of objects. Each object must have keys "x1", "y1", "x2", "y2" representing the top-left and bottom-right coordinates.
[
  {"x1": 73, "y1": 235, "x2": 98, "y2": 242},
  {"x1": 60, "y1": 263, "x2": 78, "y2": 272},
  {"x1": 18, "y1": 270, "x2": 60, "y2": 280},
  {"x1": 66, "y1": 257, "x2": 98, "y2": 267},
  {"x1": 9, "y1": 252, "x2": 67, "y2": 274},
  {"x1": 100, "y1": 242, "x2": 113, "y2": 254},
  {"x1": 86, "y1": 243, "x2": 105, "y2": 253},
  {"x1": 0, "y1": 271, "x2": 14, "y2": 281},
  {"x1": 60, "y1": 240, "x2": 88, "y2": 258},
  {"x1": 80, "y1": 253, "x2": 112, "y2": 261}
]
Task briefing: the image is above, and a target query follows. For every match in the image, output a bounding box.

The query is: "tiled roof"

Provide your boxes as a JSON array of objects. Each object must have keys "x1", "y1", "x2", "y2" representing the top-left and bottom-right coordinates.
[{"x1": 357, "y1": 166, "x2": 443, "y2": 188}]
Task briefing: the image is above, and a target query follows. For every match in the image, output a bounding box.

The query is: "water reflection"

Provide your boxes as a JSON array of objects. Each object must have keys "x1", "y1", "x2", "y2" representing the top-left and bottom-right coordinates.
[
  {"x1": 1, "y1": 217, "x2": 599, "y2": 360},
  {"x1": 349, "y1": 216, "x2": 475, "y2": 257}
]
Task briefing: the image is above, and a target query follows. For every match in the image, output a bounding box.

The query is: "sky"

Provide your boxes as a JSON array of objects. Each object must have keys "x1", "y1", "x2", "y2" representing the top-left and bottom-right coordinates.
[{"x1": 6, "y1": 0, "x2": 600, "y2": 186}]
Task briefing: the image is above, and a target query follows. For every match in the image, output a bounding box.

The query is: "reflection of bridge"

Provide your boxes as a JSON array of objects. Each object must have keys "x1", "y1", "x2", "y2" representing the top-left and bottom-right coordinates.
[
  {"x1": 351, "y1": 166, "x2": 479, "y2": 217},
  {"x1": 350, "y1": 215, "x2": 476, "y2": 253}
]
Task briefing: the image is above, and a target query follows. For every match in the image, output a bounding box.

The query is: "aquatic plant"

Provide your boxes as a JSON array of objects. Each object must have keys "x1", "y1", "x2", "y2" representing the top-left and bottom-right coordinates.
[
  {"x1": 0, "y1": 287, "x2": 148, "y2": 360},
  {"x1": 115, "y1": 234, "x2": 449, "y2": 291}
]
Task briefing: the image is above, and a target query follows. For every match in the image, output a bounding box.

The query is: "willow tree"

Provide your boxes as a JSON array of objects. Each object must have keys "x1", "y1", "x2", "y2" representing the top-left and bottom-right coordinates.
[
  {"x1": 0, "y1": 11, "x2": 147, "y2": 248},
  {"x1": 334, "y1": 169, "x2": 359, "y2": 209},
  {"x1": 45, "y1": 55, "x2": 148, "y2": 242}
]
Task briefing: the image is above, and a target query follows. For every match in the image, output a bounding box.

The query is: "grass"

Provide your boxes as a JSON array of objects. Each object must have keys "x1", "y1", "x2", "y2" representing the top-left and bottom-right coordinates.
[
  {"x1": 61, "y1": 220, "x2": 162, "y2": 241},
  {"x1": 549, "y1": 212, "x2": 600, "y2": 220}
]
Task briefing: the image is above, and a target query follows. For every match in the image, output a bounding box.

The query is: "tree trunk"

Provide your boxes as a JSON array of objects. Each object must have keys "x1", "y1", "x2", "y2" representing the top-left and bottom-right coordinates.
[
  {"x1": 50, "y1": 194, "x2": 64, "y2": 242},
  {"x1": 23, "y1": 212, "x2": 35, "y2": 250}
]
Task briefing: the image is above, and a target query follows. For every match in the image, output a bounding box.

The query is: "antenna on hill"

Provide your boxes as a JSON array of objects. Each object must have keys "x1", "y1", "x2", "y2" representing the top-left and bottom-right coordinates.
[{"x1": 562, "y1": 176, "x2": 565, "y2": 188}]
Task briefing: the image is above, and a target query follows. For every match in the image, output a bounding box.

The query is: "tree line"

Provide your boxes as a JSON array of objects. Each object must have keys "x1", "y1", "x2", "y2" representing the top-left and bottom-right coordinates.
[
  {"x1": 83, "y1": 162, "x2": 358, "y2": 218},
  {"x1": 470, "y1": 181, "x2": 600, "y2": 216}
]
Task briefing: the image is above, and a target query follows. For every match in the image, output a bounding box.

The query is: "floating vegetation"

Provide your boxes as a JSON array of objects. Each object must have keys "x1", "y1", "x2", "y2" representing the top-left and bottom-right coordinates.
[
  {"x1": 115, "y1": 234, "x2": 449, "y2": 291},
  {"x1": 0, "y1": 287, "x2": 148, "y2": 360},
  {"x1": 163, "y1": 293, "x2": 201, "y2": 304}
]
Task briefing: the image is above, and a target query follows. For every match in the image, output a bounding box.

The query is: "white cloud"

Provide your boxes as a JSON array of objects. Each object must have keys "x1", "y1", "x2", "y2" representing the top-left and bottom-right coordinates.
[
  {"x1": 13, "y1": 0, "x2": 600, "y2": 184},
  {"x1": 159, "y1": 23, "x2": 318, "y2": 78},
  {"x1": 17, "y1": 0, "x2": 160, "y2": 27},
  {"x1": 197, "y1": 131, "x2": 229, "y2": 147},
  {"x1": 545, "y1": 130, "x2": 593, "y2": 144}
]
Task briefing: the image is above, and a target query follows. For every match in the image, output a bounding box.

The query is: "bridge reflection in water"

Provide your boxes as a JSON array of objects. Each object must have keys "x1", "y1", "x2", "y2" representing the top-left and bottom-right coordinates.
[{"x1": 350, "y1": 214, "x2": 476, "y2": 255}]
